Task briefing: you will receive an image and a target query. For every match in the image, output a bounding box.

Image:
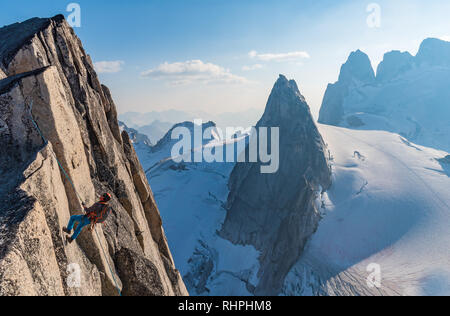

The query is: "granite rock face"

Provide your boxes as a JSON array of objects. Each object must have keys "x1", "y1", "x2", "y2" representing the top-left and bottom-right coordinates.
[
  {"x1": 0, "y1": 16, "x2": 187, "y2": 296},
  {"x1": 220, "y1": 75, "x2": 332, "y2": 295},
  {"x1": 318, "y1": 50, "x2": 375, "y2": 125},
  {"x1": 376, "y1": 50, "x2": 414, "y2": 83},
  {"x1": 317, "y1": 38, "x2": 450, "y2": 152}
]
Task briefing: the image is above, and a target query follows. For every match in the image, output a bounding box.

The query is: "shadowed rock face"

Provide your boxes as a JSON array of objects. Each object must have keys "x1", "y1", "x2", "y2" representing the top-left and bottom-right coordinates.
[
  {"x1": 318, "y1": 39, "x2": 450, "y2": 126},
  {"x1": 0, "y1": 16, "x2": 187, "y2": 296},
  {"x1": 0, "y1": 16, "x2": 59, "y2": 69},
  {"x1": 219, "y1": 75, "x2": 332, "y2": 295},
  {"x1": 338, "y1": 50, "x2": 375, "y2": 85},
  {"x1": 376, "y1": 51, "x2": 414, "y2": 83},
  {"x1": 318, "y1": 50, "x2": 375, "y2": 125},
  {"x1": 416, "y1": 38, "x2": 450, "y2": 67},
  {"x1": 317, "y1": 38, "x2": 450, "y2": 152},
  {"x1": 115, "y1": 248, "x2": 165, "y2": 296}
]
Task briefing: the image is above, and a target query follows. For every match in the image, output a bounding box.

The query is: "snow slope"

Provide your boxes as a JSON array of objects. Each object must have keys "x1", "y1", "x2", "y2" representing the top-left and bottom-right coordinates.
[
  {"x1": 137, "y1": 129, "x2": 261, "y2": 296},
  {"x1": 129, "y1": 119, "x2": 449, "y2": 296},
  {"x1": 283, "y1": 124, "x2": 450, "y2": 296}
]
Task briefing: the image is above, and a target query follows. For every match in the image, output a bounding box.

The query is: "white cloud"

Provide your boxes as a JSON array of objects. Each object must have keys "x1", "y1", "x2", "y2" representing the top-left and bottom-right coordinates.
[
  {"x1": 248, "y1": 50, "x2": 310, "y2": 62},
  {"x1": 242, "y1": 64, "x2": 264, "y2": 71},
  {"x1": 248, "y1": 50, "x2": 258, "y2": 58},
  {"x1": 94, "y1": 61, "x2": 124, "y2": 73},
  {"x1": 141, "y1": 60, "x2": 248, "y2": 85}
]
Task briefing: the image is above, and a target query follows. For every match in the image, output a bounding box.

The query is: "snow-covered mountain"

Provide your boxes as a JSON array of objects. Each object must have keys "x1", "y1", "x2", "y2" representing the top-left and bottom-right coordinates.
[
  {"x1": 127, "y1": 122, "x2": 450, "y2": 296},
  {"x1": 318, "y1": 38, "x2": 450, "y2": 152},
  {"x1": 132, "y1": 120, "x2": 258, "y2": 296},
  {"x1": 137, "y1": 120, "x2": 174, "y2": 144},
  {"x1": 119, "y1": 108, "x2": 263, "y2": 144},
  {"x1": 129, "y1": 76, "x2": 333, "y2": 295},
  {"x1": 220, "y1": 75, "x2": 331, "y2": 295},
  {"x1": 119, "y1": 121, "x2": 153, "y2": 146},
  {"x1": 127, "y1": 72, "x2": 450, "y2": 296}
]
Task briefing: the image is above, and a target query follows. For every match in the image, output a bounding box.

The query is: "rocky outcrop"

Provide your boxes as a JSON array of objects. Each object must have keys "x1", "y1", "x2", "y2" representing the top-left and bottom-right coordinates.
[
  {"x1": 317, "y1": 38, "x2": 450, "y2": 152},
  {"x1": 119, "y1": 121, "x2": 153, "y2": 147},
  {"x1": 0, "y1": 16, "x2": 187, "y2": 296},
  {"x1": 416, "y1": 38, "x2": 450, "y2": 67},
  {"x1": 376, "y1": 51, "x2": 414, "y2": 83},
  {"x1": 318, "y1": 50, "x2": 374, "y2": 125},
  {"x1": 219, "y1": 75, "x2": 332, "y2": 295},
  {"x1": 337, "y1": 50, "x2": 375, "y2": 85},
  {"x1": 319, "y1": 38, "x2": 450, "y2": 125}
]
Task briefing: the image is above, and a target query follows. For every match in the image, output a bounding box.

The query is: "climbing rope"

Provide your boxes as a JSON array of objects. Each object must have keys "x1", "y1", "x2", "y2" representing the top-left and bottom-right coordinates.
[
  {"x1": 29, "y1": 101, "x2": 85, "y2": 205},
  {"x1": 28, "y1": 100, "x2": 122, "y2": 296},
  {"x1": 94, "y1": 226, "x2": 122, "y2": 296}
]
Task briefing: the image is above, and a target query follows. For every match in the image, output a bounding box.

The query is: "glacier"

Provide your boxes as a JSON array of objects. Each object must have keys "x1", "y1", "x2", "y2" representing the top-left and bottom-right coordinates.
[
  {"x1": 132, "y1": 121, "x2": 261, "y2": 295},
  {"x1": 131, "y1": 120, "x2": 450, "y2": 296},
  {"x1": 123, "y1": 45, "x2": 450, "y2": 295},
  {"x1": 283, "y1": 125, "x2": 450, "y2": 296}
]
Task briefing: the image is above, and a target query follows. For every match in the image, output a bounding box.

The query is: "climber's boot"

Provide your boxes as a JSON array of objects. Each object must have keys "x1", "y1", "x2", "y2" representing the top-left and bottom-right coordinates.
[{"x1": 66, "y1": 236, "x2": 74, "y2": 244}]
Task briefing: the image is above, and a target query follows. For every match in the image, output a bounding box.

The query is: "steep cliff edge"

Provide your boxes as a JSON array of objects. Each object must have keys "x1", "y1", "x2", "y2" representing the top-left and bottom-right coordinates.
[
  {"x1": 318, "y1": 50, "x2": 375, "y2": 126},
  {"x1": 219, "y1": 75, "x2": 332, "y2": 295},
  {"x1": 0, "y1": 15, "x2": 187, "y2": 296}
]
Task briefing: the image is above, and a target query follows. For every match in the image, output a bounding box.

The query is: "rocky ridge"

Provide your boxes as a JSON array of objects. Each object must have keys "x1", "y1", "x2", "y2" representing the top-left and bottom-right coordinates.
[{"x1": 0, "y1": 15, "x2": 187, "y2": 296}]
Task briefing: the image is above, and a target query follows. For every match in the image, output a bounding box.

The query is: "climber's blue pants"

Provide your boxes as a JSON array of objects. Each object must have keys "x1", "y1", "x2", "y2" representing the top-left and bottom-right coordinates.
[{"x1": 67, "y1": 215, "x2": 91, "y2": 240}]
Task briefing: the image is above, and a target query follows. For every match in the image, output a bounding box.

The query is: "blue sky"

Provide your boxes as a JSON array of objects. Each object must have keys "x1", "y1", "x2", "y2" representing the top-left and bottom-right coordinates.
[{"x1": 1, "y1": 0, "x2": 450, "y2": 118}]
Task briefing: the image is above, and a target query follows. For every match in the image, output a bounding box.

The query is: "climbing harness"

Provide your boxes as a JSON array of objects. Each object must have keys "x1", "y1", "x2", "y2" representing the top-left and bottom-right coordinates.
[
  {"x1": 27, "y1": 100, "x2": 122, "y2": 296},
  {"x1": 86, "y1": 202, "x2": 110, "y2": 224}
]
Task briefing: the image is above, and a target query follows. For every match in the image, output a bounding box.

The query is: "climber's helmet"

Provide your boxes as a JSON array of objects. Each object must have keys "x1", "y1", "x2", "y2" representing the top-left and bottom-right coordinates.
[{"x1": 100, "y1": 193, "x2": 112, "y2": 202}]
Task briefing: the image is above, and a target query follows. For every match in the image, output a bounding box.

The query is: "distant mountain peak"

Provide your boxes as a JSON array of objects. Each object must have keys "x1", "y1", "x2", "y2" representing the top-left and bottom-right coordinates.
[
  {"x1": 319, "y1": 38, "x2": 450, "y2": 152},
  {"x1": 376, "y1": 50, "x2": 414, "y2": 82},
  {"x1": 416, "y1": 37, "x2": 450, "y2": 66},
  {"x1": 220, "y1": 75, "x2": 331, "y2": 295},
  {"x1": 119, "y1": 121, "x2": 153, "y2": 146},
  {"x1": 258, "y1": 75, "x2": 308, "y2": 127},
  {"x1": 152, "y1": 120, "x2": 216, "y2": 152},
  {"x1": 338, "y1": 49, "x2": 375, "y2": 84}
]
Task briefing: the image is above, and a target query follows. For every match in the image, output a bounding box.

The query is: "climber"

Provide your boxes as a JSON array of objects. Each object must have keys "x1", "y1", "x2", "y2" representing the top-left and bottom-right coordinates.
[{"x1": 63, "y1": 193, "x2": 112, "y2": 244}]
